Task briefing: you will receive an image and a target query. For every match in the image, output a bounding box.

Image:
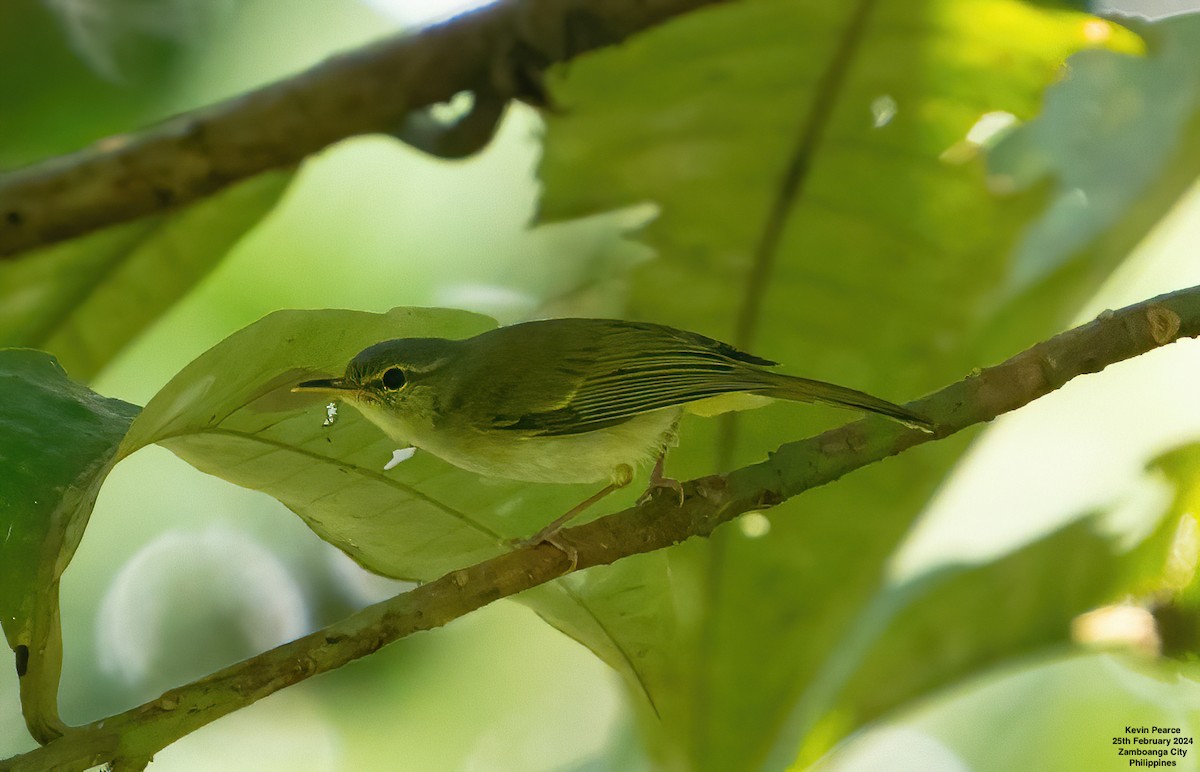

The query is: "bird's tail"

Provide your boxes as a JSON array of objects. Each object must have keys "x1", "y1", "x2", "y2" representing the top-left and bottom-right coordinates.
[{"x1": 755, "y1": 372, "x2": 933, "y2": 432}]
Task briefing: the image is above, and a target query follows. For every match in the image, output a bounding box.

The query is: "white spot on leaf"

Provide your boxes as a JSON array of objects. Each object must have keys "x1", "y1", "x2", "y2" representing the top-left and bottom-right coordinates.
[
  {"x1": 870, "y1": 95, "x2": 897, "y2": 128},
  {"x1": 941, "y1": 111, "x2": 1020, "y2": 165},
  {"x1": 966, "y1": 111, "x2": 1019, "y2": 145},
  {"x1": 322, "y1": 401, "x2": 339, "y2": 427},
  {"x1": 384, "y1": 447, "x2": 417, "y2": 470}
]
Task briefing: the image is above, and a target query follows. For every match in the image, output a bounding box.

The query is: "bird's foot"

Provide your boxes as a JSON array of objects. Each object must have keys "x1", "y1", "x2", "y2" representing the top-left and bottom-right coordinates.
[
  {"x1": 503, "y1": 475, "x2": 629, "y2": 573},
  {"x1": 637, "y1": 475, "x2": 685, "y2": 506},
  {"x1": 507, "y1": 529, "x2": 578, "y2": 572},
  {"x1": 638, "y1": 452, "x2": 684, "y2": 506}
]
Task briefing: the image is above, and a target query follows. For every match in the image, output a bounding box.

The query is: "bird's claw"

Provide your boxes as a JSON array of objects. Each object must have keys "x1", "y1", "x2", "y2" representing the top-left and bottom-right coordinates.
[
  {"x1": 506, "y1": 531, "x2": 578, "y2": 572},
  {"x1": 638, "y1": 476, "x2": 685, "y2": 506}
]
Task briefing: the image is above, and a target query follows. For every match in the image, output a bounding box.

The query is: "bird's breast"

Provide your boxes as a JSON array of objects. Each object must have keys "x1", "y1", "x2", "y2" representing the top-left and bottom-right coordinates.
[{"x1": 416, "y1": 408, "x2": 681, "y2": 484}]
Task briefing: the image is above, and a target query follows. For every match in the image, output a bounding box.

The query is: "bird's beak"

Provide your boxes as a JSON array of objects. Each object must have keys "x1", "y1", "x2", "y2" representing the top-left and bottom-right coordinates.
[{"x1": 292, "y1": 377, "x2": 355, "y2": 395}]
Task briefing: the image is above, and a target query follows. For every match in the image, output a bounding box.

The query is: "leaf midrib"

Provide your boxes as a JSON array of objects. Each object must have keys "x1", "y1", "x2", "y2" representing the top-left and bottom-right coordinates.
[{"x1": 699, "y1": 1, "x2": 881, "y2": 767}]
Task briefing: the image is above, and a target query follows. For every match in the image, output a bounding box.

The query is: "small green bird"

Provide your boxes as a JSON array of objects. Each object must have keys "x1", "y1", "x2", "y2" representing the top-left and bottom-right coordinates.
[{"x1": 295, "y1": 318, "x2": 931, "y2": 544}]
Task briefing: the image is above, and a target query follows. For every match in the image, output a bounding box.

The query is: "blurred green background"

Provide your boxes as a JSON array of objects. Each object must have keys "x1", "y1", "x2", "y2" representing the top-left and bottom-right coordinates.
[{"x1": 5, "y1": 0, "x2": 1200, "y2": 769}]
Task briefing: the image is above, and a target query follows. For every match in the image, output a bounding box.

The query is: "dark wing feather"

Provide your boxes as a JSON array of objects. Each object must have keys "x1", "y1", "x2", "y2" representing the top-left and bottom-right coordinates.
[{"x1": 489, "y1": 321, "x2": 775, "y2": 437}]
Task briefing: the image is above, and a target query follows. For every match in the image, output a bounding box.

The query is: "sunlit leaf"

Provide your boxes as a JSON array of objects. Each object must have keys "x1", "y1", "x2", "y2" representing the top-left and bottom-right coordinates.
[
  {"x1": 991, "y1": 14, "x2": 1200, "y2": 298},
  {"x1": 534, "y1": 0, "x2": 1171, "y2": 767},
  {"x1": 0, "y1": 349, "x2": 139, "y2": 739},
  {"x1": 0, "y1": 171, "x2": 293, "y2": 381}
]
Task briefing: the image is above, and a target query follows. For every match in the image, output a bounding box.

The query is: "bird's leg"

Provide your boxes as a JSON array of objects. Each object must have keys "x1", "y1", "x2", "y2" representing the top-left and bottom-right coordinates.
[
  {"x1": 514, "y1": 464, "x2": 634, "y2": 570},
  {"x1": 637, "y1": 452, "x2": 685, "y2": 506},
  {"x1": 520, "y1": 484, "x2": 622, "y2": 548}
]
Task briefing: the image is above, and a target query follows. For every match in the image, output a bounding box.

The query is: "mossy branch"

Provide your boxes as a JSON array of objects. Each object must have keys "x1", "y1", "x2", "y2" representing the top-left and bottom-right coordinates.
[
  {"x1": 2, "y1": 287, "x2": 1197, "y2": 771},
  {"x1": 0, "y1": 0, "x2": 727, "y2": 258}
]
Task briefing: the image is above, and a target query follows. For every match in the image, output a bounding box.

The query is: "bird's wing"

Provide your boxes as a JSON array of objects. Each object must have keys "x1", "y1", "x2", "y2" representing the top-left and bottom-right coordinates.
[{"x1": 489, "y1": 322, "x2": 776, "y2": 437}]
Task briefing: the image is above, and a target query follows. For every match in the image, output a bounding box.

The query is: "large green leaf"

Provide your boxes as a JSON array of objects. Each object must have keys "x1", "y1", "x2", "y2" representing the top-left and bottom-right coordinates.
[
  {"x1": 995, "y1": 15, "x2": 1200, "y2": 292},
  {"x1": 977, "y1": 12, "x2": 1200, "y2": 352},
  {"x1": 0, "y1": 171, "x2": 293, "y2": 381},
  {"x1": 0, "y1": 349, "x2": 139, "y2": 741},
  {"x1": 777, "y1": 517, "x2": 1127, "y2": 767},
  {"x1": 819, "y1": 652, "x2": 1200, "y2": 770},
  {"x1": 531, "y1": 1, "x2": 1199, "y2": 767},
  {"x1": 0, "y1": 305, "x2": 671, "y2": 744},
  {"x1": 118, "y1": 307, "x2": 636, "y2": 580},
  {"x1": 518, "y1": 551, "x2": 677, "y2": 725},
  {"x1": 778, "y1": 386, "x2": 1200, "y2": 764},
  {"x1": 114, "y1": 305, "x2": 678, "y2": 706},
  {"x1": 793, "y1": 14, "x2": 1200, "y2": 762}
]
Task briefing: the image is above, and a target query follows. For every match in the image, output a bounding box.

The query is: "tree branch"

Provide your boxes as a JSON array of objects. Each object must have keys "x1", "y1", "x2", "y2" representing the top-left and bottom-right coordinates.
[
  {"x1": 0, "y1": 0, "x2": 727, "y2": 259},
  {"x1": 3, "y1": 285, "x2": 1197, "y2": 770}
]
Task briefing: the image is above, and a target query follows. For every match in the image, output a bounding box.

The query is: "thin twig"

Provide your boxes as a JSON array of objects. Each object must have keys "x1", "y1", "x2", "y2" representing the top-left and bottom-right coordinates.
[
  {"x1": 0, "y1": 0, "x2": 727, "y2": 258},
  {"x1": 4, "y1": 285, "x2": 1198, "y2": 771}
]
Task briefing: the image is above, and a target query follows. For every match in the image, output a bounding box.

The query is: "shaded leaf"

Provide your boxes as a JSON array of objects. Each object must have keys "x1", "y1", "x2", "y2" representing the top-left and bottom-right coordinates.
[
  {"x1": 0, "y1": 0, "x2": 191, "y2": 168},
  {"x1": 823, "y1": 653, "x2": 1200, "y2": 771},
  {"x1": 0, "y1": 171, "x2": 294, "y2": 381},
  {"x1": 780, "y1": 406, "x2": 1200, "y2": 763},
  {"x1": 118, "y1": 307, "x2": 632, "y2": 580},
  {"x1": 117, "y1": 305, "x2": 674, "y2": 705},
  {"x1": 41, "y1": 0, "x2": 237, "y2": 83},
  {"x1": 2, "y1": 303, "x2": 671, "y2": 733},
  {"x1": 520, "y1": 551, "x2": 678, "y2": 725},
  {"x1": 776, "y1": 517, "x2": 1125, "y2": 767},
  {"x1": 0, "y1": 349, "x2": 139, "y2": 740}
]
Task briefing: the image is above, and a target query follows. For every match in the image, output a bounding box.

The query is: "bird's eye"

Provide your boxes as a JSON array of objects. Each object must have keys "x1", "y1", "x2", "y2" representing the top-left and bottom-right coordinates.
[{"x1": 381, "y1": 367, "x2": 407, "y2": 391}]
